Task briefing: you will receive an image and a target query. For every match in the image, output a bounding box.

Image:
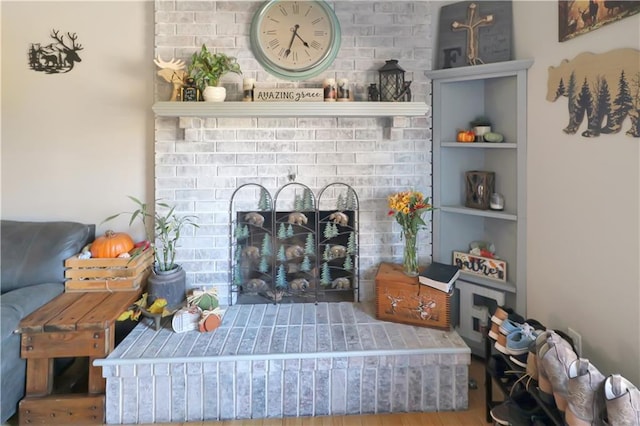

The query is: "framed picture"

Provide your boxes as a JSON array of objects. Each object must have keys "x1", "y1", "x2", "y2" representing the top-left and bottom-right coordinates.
[
  {"x1": 558, "y1": 0, "x2": 640, "y2": 42},
  {"x1": 435, "y1": 1, "x2": 512, "y2": 69}
]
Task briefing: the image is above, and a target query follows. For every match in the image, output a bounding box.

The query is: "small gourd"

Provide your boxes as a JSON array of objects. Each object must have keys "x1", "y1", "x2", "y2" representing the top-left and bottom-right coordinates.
[
  {"x1": 90, "y1": 230, "x2": 135, "y2": 258},
  {"x1": 483, "y1": 132, "x2": 504, "y2": 143},
  {"x1": 457, "y1": 130, "x2": 476, "y2": 143}
]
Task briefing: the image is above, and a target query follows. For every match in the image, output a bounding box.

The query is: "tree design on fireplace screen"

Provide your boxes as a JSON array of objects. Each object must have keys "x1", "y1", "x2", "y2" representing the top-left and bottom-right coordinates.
[{"x1": 229, "y1": 182, "x2": 359, "y2": 305}]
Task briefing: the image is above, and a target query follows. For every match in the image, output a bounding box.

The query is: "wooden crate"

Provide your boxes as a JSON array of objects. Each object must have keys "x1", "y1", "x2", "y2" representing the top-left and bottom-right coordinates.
[
  {"x1": 375, "y1": 262, "x2": 452, "y2": 330},
  {"x1": 64, "y1": 248, "x2": 153, "y2": 292}
]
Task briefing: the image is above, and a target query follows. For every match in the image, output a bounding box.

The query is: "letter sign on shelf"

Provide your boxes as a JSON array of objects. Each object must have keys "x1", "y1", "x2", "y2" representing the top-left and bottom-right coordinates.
[
  {"x1": 453, "y1": 251, "x2": 506, "y2": 282},
  {"x1": 253, "y1": 88, "x2": 323, "y2": 102}
]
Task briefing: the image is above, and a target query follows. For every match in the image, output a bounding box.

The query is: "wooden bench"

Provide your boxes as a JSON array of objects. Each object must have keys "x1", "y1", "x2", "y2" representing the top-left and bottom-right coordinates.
[{"x1": 16, "y1": 289, "x2": 142, "y2": 425}]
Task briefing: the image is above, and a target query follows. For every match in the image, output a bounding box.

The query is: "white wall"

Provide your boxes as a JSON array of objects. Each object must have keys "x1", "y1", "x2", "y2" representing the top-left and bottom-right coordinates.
[
  {"x1": 1, "y1": 1, "x2": 154, "y2": 241},
  {"x1": 512, "y1": 1, "x2": 640, "y2": 383}
]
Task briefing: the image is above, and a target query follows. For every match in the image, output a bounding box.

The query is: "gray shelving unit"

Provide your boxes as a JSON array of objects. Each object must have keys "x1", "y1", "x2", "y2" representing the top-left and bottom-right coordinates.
[{"x1": 427, "y1": 59, "x2": 533, "y2": 355}]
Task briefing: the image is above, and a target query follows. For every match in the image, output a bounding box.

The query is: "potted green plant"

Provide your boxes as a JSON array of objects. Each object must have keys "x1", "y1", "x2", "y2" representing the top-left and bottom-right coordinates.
[
  {"x1": 187, "y1": 44, "x2": 242, "y2": 102},
  {"x1": 470, "y1": 116, "x2": 492, "y2": 141},
  {"x1": 104, "y1": 196, "x2": 199, "y2": 307}
]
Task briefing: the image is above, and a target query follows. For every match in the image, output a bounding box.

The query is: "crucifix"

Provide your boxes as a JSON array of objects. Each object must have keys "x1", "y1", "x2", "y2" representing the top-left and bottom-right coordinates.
[{"x1": 451, "y1": 3, "x2": 494, "y2": 65}]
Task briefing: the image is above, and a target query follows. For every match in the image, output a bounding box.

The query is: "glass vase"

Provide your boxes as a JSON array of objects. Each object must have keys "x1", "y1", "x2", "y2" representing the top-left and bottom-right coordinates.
[{"x1": 402, "y1": 230, "x2": 419, "y2": 277}]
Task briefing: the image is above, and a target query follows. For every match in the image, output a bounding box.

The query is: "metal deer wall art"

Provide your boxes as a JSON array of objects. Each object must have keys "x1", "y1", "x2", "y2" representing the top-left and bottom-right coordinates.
[{"x1": 28, "y1": 30, "x2": 83, "y2": 74}]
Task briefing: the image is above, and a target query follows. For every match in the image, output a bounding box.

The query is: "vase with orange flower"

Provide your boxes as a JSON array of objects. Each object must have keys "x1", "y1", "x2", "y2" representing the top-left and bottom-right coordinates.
[{"x1": 387, "y1": 190, "x2": 433, "y2": 277}]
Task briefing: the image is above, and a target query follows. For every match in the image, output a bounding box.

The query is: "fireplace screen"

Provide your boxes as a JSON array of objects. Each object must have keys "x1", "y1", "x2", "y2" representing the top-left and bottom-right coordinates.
[{"x1": 229, "y1": 182, "x2": 359, "y2": 305}]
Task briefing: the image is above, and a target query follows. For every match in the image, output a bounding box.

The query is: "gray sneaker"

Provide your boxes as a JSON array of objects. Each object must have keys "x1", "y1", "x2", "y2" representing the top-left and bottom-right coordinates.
[
  {"x1": 603, "y1": 374, "x2": 640, "y2": 426},
  {"x1": 566, "y1": 358, "x2": 606, "y2": 426}
]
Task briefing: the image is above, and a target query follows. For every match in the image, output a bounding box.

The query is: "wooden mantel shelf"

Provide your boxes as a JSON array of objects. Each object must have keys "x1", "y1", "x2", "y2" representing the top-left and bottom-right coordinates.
[{"x1": 152, "y1": 101, "x2": 429, "y2": 118}]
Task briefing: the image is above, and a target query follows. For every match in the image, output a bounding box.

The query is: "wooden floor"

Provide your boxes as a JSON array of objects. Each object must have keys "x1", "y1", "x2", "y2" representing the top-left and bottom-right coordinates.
[{"x1": 7, "y1": 357, "x2": 496, "y2": 426}]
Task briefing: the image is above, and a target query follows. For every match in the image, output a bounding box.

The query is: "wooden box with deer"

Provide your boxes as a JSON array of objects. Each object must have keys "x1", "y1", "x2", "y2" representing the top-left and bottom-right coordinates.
[{"x1": 375, "y1": 262, "x2": 452, "y2": 331}]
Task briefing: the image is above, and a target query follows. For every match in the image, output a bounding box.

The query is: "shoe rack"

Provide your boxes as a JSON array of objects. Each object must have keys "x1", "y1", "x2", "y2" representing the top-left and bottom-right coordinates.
[{"x1": 484, "y1": 328, "x2": 564, "y2": 425}]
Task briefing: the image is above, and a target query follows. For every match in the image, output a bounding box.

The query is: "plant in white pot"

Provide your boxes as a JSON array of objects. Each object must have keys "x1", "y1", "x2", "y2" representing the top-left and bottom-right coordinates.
[
  {"x1": 188, "y1": 44, "x2": 242, "y2": 102},
  {"x1": 105, "y1": 196, "x2": 199, "y2": 308},
  {"x1": 470, "y1": 116, "x2": 492, "y2": 141}
]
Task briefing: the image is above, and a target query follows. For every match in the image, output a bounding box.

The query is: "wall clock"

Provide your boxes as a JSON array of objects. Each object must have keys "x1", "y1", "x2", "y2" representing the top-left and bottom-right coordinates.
[{"x1": 250, "y1": 0, "x2": 341, "y2": 80}]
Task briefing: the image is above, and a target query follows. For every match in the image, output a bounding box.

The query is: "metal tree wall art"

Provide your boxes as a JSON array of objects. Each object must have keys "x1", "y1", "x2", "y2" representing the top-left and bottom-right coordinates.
[
  {"x1": 28, "y1": 30, "x2": 83, "y2": 74},
  {"x1": 547, "y1": 48, "x2": 640, "y2": 138}
]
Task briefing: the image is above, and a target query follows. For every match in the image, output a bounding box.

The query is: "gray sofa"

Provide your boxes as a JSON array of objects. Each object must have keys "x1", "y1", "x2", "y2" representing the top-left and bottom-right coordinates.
[{"x1": 0, "y1": 220, "x2": 94, "y2": 423}]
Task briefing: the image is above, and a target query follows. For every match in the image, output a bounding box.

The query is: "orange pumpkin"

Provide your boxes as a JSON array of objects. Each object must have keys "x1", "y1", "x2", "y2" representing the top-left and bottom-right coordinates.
[
  {"x1": 457, "y1": 130, "x2": 476, "y2": 143},
  {"x1": 90, "y1": 230, "x2": 135, "y2": 258}
]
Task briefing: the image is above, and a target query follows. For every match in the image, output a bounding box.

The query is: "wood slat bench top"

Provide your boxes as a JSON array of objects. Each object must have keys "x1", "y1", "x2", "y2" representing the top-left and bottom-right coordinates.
[{"x1": 18, "y1": 289, "x2": 142, "y2": 334}]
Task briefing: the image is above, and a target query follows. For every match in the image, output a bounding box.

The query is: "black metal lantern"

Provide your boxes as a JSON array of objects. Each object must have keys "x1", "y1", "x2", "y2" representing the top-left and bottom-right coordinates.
[{"x1": 378, "y1": 59, "x2": 405, "y2": 102}]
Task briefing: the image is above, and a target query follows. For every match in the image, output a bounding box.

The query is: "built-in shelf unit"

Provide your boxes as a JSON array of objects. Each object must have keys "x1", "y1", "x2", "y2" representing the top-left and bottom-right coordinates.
[{"x1": 427, "y1": 59, "x2": 533, "y2": 353}]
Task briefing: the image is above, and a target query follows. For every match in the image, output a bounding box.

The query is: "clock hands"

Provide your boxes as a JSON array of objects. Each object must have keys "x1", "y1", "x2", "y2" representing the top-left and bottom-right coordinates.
[
  {"x1": 284, "y1": 24, "x2": 299, "y2": 58},
  {"x1": 284, "y1": 24, "x2": 311, "y2": 59},
  {"x1": 293, "y1": 30, "x2": 310, "y2": 48}
]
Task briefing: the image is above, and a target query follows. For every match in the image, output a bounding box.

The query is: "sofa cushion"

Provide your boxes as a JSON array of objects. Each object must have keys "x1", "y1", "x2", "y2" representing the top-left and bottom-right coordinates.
[
  {"x1": 1, "y1": 221, "x2": 94, "y2": 294},
  {"x1": 0, "y1": 283, "x2": 65, "y2": 343}
]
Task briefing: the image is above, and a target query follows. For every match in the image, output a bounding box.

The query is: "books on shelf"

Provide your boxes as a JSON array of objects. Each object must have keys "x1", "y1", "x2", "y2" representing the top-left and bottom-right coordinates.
[{"x1": 418, "y1": 262, "x2": 460, "y2": 293}]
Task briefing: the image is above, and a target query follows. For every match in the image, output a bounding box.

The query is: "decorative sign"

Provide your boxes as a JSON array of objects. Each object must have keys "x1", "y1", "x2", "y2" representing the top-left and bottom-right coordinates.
[
  {"x1": 547, "y1": 48, "x2": 640, "y2": 138},
  {"x1": 436, "y1": 1, "x2": 512, "y2": 69},
  {"x1": 28, "y1": 29, "x2": 83, "y2": 74},
  {"x1": 253, "y1": 88, "x2": 323, "y2": 102},
  {"x1": 453, "y1": 251, "x2": 506, "y2": 282}
]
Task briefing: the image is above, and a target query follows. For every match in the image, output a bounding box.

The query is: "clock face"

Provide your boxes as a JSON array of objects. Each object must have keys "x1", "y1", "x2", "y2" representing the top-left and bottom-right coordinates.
[{"x1": 251, "y1": 0, "x2": 341, "y2": 80}]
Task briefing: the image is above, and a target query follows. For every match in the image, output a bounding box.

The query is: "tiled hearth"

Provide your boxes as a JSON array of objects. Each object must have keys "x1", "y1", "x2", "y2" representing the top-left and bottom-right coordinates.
[{"x1": 98, "y1": 302, "x2": 470, "y2": 424}]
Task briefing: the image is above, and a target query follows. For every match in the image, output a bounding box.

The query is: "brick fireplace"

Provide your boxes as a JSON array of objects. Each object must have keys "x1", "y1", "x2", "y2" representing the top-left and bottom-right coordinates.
[
  {"x1": 97, "y1": 4, "x2": 473, "y2": 424},
  {"x1": 154, "y1": 1, "x2": 434, "y2": 303}
]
